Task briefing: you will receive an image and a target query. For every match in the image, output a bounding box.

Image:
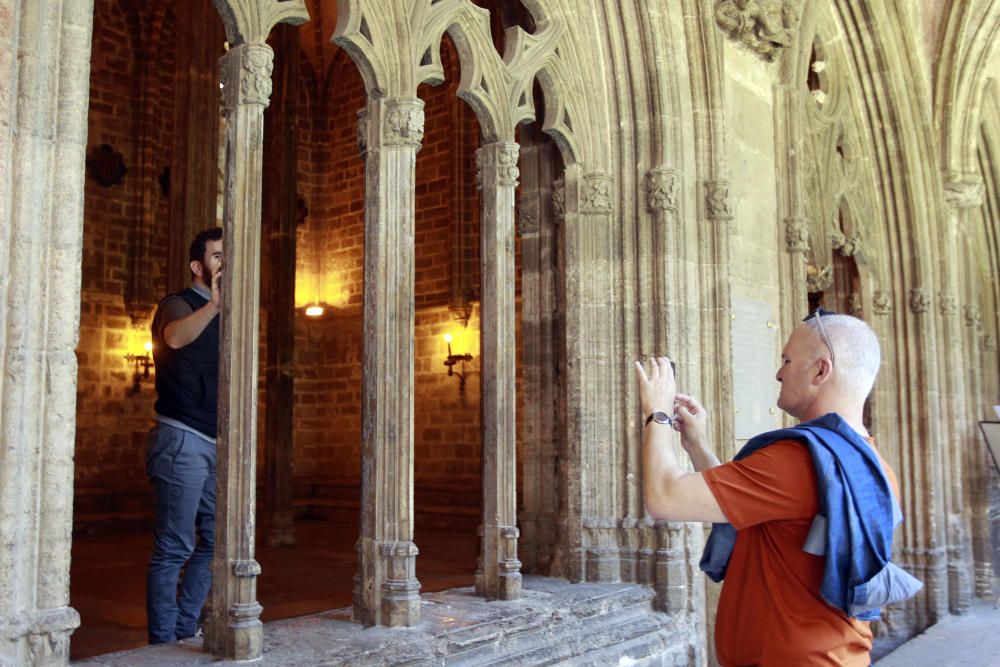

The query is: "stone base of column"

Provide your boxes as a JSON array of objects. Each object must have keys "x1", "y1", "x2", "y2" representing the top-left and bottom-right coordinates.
[
  {"x1": 223, "y1": 602, "x2": 264, "y2": 661},
  {"x1": 353, "y1": 539, "x2": 421, "y2": 627},
  {"x1": 476, "y1": 526, "x2": 522, "y2": 600},
  {"x1": 380, "y1": 541, "x2": 420, "y2": 627},
  {"x1": 497, "y1": 560, "x2": 523, "y2": 600},
  {"x1": 585, "y1": 547, "x2": 621, "y2": 583},
  {"x1": 948, "y1": 556, "x2": 972, "y2": 614},
  {"x1": 0, "y1": 607, "x2": 80, "y2": 667}
]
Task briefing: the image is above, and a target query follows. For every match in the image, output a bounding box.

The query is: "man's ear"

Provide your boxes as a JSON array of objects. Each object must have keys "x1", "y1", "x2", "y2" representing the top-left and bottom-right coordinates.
[
  {"x1": 190, "y1": 260, "x2": 204, "y2": 278},
  {"x1": 812, "y1": 357, "x2": 834, "y2": 385}
]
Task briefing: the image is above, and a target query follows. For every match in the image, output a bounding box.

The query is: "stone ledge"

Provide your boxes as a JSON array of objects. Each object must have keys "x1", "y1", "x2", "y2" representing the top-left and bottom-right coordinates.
[{"x1": 73, "y1": 577, "x2": 690, "y2": 666}]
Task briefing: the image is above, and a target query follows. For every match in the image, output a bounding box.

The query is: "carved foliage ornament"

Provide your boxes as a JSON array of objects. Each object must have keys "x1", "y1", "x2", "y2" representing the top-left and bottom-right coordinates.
[
  {"x1": 714, "y1": 0, "x2": 800, "y2": 62},
  {"x1": 581, "y1": 175, "x2": 613, "y2": 215},
  {"x1": 517, "y1": 194, "x2": 540, "y2": 235},
  {"x1": 784, "y1": 217, "x2": 810, "y2": 254},
  {"x1": 938, "y1": 293, "x2": 957, "y2": 316},
  {"x1": 873, "y1": 290, "x2": 892, "y2": 315},
  {"x1": 965, "y1": 304, "x2": 982, "y2": 328},
  {"x1": 705, "y1": 180, "x2": 734, "y2": 220},
  {"x1": 385, "y1": 103, "x2": 425, "y2": 147},
  {"x1": 552, "y1": 179, "x2": 566, "y2": 222},
  {"x1": 830, "y1": 228, "x2": 861, "y2": 256},
  {"x1": 647, "y1": 167, "x2": 679, "y2": 213},
  {"x1": 497, "y1": 144, "x2": 520, "y2": 186},
  {"x1": 356, "y1": 110, "x2": 369, "y2": 157},
  {"x1": 909, "y1": 288, "x2": 931, "y2": 314},
  {"x1": 984, "y1": 334, "x2": 997, "y2": 351},
  {"x1": 806, "y1": 264, "x2": 833, "y2": 292},
  {"x1": 239, "y1": 45, "x2": 274, "y2": 106}
]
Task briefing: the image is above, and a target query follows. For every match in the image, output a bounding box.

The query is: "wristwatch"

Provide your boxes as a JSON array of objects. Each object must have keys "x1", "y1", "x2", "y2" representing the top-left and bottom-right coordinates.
[{"x1": 644, "y1": 411, "x2": 673, "y2": 427}]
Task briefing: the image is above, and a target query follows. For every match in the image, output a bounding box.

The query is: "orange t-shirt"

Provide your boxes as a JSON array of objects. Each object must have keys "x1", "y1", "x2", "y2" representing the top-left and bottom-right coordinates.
[{"x1": 702, "y1": 439, "x2": 900, "y2": 667}]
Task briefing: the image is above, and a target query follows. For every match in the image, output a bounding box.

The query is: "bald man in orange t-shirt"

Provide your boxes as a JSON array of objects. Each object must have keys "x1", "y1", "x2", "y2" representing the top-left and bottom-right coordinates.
[{"x1": 635, "y1": 313, "x2": 895, "y2": 666}]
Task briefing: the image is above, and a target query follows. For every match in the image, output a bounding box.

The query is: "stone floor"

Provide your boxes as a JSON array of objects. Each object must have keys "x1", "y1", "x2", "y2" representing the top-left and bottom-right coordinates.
[
  {"x1": 875, "y1": 599, "x2": 1000, "y2": 667},
  {"x1": 69, "y1": 520, "x2": 477, "y2": 660}
]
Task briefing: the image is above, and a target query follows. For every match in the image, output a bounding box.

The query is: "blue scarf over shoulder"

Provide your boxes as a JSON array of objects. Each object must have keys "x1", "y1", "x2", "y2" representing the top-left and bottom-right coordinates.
[{"x1": 700, "y1": 413, "x2": 923, "y2": 620}]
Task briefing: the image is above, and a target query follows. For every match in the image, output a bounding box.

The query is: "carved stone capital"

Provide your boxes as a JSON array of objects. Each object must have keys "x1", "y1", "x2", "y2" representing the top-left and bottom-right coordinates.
[
  {"x1": 965, "y1": 304, "x2": 982, "y2": 328},
  {"x1": 239, "y1": 44, "x2": 275, "y2": 107},
  {"x1": 705, "y1": 180, "x2": 734, "y2": 220},
  {"x1": 356, "y1": 109, "x2": 369, "y2": 158},
  {"x1": 714, "y1": 0, "x2": 800, "y2": 62},
  {"x1": 938, "y1": 292, "x2": 957, "y2": 316},
  {"x1": 909, "y1": 288, "x2": 931, "y2": 314},
  {"x1": 647, "y1": 166, "x2": 679, "y2": 213},
  {"x1": 873, "y1": 290, "x2": 892, "y2": 315},
  {"x1": 943, "y1": 177, "x2": 985, "y2": 209},
  {"x1": 806, "y1": 264, "x2": 833, "y2": 292},
  {"x1": 784, "y1": 216, "x2": 810, "y2": 253},
  {"x1": 477, "y1": 142, "x2": 520, "y2": 192},
  {"x1": 552, "y1": 178, "x2": 566, "y2": 223},
  {"x1": 384, "y1": 100, "x2": 425, "y2": 148},
  {"x1": 581, "y1": 173, "x2": 613, "y2": 215}
]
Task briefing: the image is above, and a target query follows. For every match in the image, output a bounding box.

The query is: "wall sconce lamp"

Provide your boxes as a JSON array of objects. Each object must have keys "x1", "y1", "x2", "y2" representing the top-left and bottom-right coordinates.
[
  {"x1": 304, "y1": 303, "x2": 325, "y2": 318},
  {"x1": 443, "y1": 333, "x2": 473, "y2": 392},
  {"x1": 125, "y1": 341, "x2": 154, "y2": 394}
]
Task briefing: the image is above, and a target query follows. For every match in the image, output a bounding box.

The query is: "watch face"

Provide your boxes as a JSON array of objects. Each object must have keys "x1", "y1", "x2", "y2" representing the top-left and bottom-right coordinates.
[{"x1": 652, "y1": 411, "x2": 671, "y2": 424}]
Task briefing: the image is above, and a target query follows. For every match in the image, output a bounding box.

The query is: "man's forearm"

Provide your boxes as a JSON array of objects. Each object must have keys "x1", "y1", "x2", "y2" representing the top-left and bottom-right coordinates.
[
  {"x1": 642, "y1": 425, "x2": 685, "y2": 511},
  {"x1": 163, "y1": 302, "x2": 219, "y2": 349},
  {"x1": 685, "y1": 444, "x2": 721, "y2": 472}
]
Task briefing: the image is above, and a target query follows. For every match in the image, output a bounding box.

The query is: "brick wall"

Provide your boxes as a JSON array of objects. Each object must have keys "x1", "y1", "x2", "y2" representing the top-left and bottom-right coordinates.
[
  {"x1": 76, "y1": 11, "x2": 526, "y2": 536},
  {"x1": 75, "y1": 0, "x2": 178, "y2": 532}
]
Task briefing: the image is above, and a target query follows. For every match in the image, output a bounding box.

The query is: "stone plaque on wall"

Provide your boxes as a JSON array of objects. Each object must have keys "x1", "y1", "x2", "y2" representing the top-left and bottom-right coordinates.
[{"x1": 731, "y1": 297, "x2": 781, "y2": 439}]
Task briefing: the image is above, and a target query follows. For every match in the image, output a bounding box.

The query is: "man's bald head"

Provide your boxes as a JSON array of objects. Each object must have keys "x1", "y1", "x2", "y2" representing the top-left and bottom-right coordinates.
[{"x1": 803, "y1": 313, "x2": 881, "y2": 401}]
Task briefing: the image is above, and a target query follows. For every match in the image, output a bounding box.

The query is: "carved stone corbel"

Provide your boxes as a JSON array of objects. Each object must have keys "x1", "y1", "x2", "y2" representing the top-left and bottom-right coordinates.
[
  {"x1": 714, "y1": 0, "x2": 801, "y2": 62},
  {"x1": 806, "y1": 264, "x2": 833, "y2": 292},
  {"x1": 909, "y1": 288, "x2": 932, "y2": 314},
  {"x1": 581, "y1": 174, "x2": 613, "y2": 215},
  {"x1": 965, "y1": 304, "x2": 982, "y2": 328},
  {"x1": 705, "y1": 180, "x2": 734, "y2": 220},
  {"x1": 647, "y1": 166, "x2": 679, "y2": 214},
  {"x1": 873, "y1": 290, "x2": 892, "y2": 315},
  {"x1": 784, "y1": 217, "x2": 810, "y2": 253},
  {"x1": 938, "y1": 292, "x2": 958, "y2": 317}
]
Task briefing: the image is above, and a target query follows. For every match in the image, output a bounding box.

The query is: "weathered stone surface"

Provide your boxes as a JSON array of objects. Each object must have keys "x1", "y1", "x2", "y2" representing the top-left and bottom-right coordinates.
[{"x1": 72, "y1": 578, "x2": 688, "y2": 666}]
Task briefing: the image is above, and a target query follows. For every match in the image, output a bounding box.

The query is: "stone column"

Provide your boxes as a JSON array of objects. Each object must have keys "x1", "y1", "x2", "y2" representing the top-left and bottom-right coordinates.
[
  {"x1": 205, "y1": 2, "x2": 308, "y2": 657},
  {"x1": 0, "y1": 1, "x2": 93, "y2": 665},
  {"x1": 516, "y1": 136, "x2": 560, "y2": 576},
  {"x1": 353, "y1": 98, "x2": 423, "y2": 627},
  {"x1": 474, "y1": 141, "x2": 523, "y2": 600},
  {"x1": 262, "y1": 23, "x2": 300, "y2": 549},
  {"x1": 203, "y1": 41, "x2": 275, "y2": 661},
  {"x1": 558, "y1": 171, "x2": 621, "y2": 583}
]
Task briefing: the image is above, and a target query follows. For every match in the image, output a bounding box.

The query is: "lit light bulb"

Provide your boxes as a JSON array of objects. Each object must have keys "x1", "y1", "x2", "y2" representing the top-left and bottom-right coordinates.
[
  {"x1": 305, "y1": 305, "x2": 324, "y2": 317},
  {"x1": 143, "y1": 341, "x2": 153, "y2": 353},
  {"x1": 443, "y1": 333, "x2": 453, "y2": 344}
]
